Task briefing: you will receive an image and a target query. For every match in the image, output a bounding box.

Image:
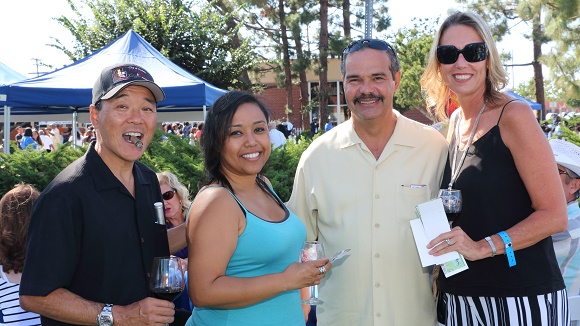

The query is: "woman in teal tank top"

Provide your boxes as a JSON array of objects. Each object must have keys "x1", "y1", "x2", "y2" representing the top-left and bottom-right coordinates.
[{"x1": 185, "y1": 91, "x2": 331, "y2": 326}]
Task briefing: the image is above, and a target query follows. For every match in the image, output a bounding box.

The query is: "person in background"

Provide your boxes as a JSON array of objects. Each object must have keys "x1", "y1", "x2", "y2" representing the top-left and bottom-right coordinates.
[
  {"x1": 185, "y1": 91, "x2": 330, "y2": 326},
  {"x1": 324, "y1": 120, "x2": 333, "y2": 132},
  {"x1": 309, "y1": 117, "x2": 319, "y2": 138},
  {"x1": 287, "y1": 38, "x2": 448, "y2": 325},
  {"x1": 421, "y1": 11, "x2": 568, "y2": 325},
  {"x1": 19, "y1": 62, "x2": 188, "y2": 326},
  {"x1": 31, "y1": 129, "x2": 44, "y2": 151},
  {"x1": 182, "y1": 122, "x2": 192, "y2": 139},
  {"x1": 194, "y1": 122, "x2": 203, "y2": 141},
  {"x1": 157, "y1": 171, "x2": 193, "y2": 313},
  {"x1": 47, "y1": 123, "x2": 62, "y2": 148},
  {"x1": 281, "y1": 116, "x2": 293, "y2": 136},
  {"x1": 268, "y1": 121, "x2": 286, "y2": 148},
  {"x1": 19, "y1": 128, "x2": 37, "y2": 150},
  {"x1": 550, "y1": 140, "x2": 580, "y2": 306},
  {"x1": 156, "y1": 171, "x2": 191, "y2": 259},
  {"x1": 0, "y1": 183, "x2": 42, "y2": 325},
  {"x1": 38, "y1": 129, "x2": 55, "y2": 152},
  {"x1": 14, "y1": 126, "x2": 24, "y2": 150}
]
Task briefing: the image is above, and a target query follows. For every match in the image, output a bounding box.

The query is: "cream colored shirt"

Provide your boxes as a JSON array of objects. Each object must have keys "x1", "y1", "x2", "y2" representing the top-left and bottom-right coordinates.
[{"x1": 287, "y1": 112, "x2": 448, "y2": 326}]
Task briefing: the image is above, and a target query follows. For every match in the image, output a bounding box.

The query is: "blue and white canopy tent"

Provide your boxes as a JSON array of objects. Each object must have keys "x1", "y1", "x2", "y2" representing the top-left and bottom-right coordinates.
[
  {"x1": 1, "y1": 30, "x2": 226, "y2": 153},
  {"x1": 504, "y1": 89, "x2": 542, "y2": 111}
]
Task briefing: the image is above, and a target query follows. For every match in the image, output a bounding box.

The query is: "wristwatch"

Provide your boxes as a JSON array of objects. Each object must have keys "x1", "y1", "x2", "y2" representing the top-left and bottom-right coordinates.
[{"x1": 96, "y1": 303, "x2": 113, "y2": 326}]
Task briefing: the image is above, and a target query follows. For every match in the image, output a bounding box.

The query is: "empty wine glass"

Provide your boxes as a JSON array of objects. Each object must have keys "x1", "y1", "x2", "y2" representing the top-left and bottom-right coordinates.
[
  {"x1": 150, "y1": 256, "x2": 184, "y2": 326},
  {"x1": 438, "y1": 189, "x2": 462, "y2": 222},
  {"x1": 300, "y1": 241, "x2": 325, "y2": 305}
]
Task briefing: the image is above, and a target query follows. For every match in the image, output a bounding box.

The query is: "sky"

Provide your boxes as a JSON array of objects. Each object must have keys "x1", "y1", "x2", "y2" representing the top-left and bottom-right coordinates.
[{"x1": 0, "y1": 0, "x2": 535, "y2": 87}]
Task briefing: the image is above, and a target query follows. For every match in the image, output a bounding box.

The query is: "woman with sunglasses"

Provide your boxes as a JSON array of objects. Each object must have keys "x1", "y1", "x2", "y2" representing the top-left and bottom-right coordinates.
[
  {"x1": 421, "y1": 11, "x2": 569, "y2": 325},
  {"x1": 185, "y1": 91, "x2": 330, "y2": 326},
  {"x1": 157, "y1": 171, "x2": 191, "y2": 259}
]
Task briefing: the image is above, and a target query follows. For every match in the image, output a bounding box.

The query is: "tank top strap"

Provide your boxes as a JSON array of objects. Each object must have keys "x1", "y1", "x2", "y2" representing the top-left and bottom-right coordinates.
[
  {"x1": 197, "y1": 185, "x2": 247, "y2": 216},
  {"x1": 496, "y1": 99, "x2": 520, "y2": 125}
]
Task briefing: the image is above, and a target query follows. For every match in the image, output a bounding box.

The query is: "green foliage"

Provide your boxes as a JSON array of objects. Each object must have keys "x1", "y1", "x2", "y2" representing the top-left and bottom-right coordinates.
[
  {"x1": 52, "y1": 0, "x2": 258, "y2": 89},
  {"x1": 0, "y1": 143, "x2": 84, "y2": 195},
  {"x1": 391, "y1": 18, "x2": 437, "y2": 114},
  {"x1": 262, "y1": 135, "x2": 312, "y2": 202},
  {"x1": 0, "y1": 130, "x2": 310, "y2": 203}
]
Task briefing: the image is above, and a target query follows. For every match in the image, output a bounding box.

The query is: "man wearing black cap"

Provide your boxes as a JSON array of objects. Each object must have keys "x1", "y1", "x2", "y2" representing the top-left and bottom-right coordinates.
[{"x1": 20, "y1": 63, "x2": 184, "y2": 326}]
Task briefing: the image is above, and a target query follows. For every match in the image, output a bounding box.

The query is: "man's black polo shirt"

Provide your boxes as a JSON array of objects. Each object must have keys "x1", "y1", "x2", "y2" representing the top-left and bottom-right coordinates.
[{"x1": 20, "y1": 144, "x2": 170, "y2": 326}]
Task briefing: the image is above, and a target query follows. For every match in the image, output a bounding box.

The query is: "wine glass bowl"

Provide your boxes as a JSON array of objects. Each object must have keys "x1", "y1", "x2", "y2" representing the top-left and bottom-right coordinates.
[
  {"x1": 438, "y1": 189, "x2": 462, "y2": 222},
  {"x1": 150, "y1": 256, "x2": 184, "y2": 303},
  {"x1": 301, "y1": 241, "x2": 325, "y2": 305}
]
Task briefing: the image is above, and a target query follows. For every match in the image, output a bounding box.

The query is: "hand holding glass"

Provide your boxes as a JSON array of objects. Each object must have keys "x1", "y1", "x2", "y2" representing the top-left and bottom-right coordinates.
[
  {"x1": 300, "y1": 241, "x2": 325, "y2": 305},
  {"x1": 438, "y1": 189, "x2": 462, "y2": 222}
]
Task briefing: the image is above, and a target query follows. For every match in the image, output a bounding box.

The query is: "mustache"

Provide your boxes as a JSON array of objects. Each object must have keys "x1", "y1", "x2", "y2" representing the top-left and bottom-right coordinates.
[{"x1": 353, "y1": 94, "x2": 384, "y2": 104}]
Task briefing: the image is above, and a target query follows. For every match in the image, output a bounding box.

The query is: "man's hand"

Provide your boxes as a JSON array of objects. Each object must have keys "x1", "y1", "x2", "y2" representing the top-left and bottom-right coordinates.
[{"x1": 114, "y1": 297, "x2": 175, "y2": 326}]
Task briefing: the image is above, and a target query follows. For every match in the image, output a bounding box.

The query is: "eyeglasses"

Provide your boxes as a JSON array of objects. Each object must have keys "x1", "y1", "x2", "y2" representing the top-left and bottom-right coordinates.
[
  {"x1": 559, "y1": 168, "x2": 579, "y2": 179},
  {"x1": 162, "y1": 190, "x2": 176, "y2": 201},
  {"x1": 436, "y1": 42, "x2": 487, "y2": 64},
  {"x1": 342, "y1": 39, "x2": 397, "y2": 58}
]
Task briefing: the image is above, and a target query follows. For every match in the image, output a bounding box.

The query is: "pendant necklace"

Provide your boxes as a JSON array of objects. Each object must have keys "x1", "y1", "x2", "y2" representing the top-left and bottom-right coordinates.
[{"x1": 448, "y1": 99, "x2": 488, "y2": 190}]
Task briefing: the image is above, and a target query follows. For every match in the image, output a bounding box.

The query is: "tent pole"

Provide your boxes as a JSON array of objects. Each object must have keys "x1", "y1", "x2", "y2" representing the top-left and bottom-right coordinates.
[
  {"x1": 72, "y1": 108, "x2": 78, "y2": 148},
  {"x1": 203, "y1": 105, "x2": 207, "y2": 120},
  {"x1": 3, "y1": 105, "x2": 10, "y2": 154}
]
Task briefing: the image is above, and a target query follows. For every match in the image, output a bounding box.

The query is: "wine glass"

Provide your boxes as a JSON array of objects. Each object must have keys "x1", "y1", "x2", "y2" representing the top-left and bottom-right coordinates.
[
  {"x1": 150, "y1": 256, "x2": 184, "y2": 325},
  {"x1": 300, "y1": 241, "x2": 325, "y2": 305},
  {"x1": 438, "y1": 189, "x2": 462, "y2": 222}
]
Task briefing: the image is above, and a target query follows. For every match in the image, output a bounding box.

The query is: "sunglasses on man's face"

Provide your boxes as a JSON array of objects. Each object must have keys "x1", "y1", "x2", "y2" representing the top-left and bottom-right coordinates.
[
  {"x1": 162, "y1": 190, "x2": 176, "y2": 201},
  {"x1": 436, "y1": 42, "x2": 487, "y2": 64},
  {"x1": 342, "y1": 39, "x2": 397, "y2": 59}
]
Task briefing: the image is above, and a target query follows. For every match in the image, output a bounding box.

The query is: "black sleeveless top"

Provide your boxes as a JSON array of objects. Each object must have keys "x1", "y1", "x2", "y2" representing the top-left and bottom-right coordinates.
[{"x1": 438, "y1": 102, "x2": 565, "y2": 297}]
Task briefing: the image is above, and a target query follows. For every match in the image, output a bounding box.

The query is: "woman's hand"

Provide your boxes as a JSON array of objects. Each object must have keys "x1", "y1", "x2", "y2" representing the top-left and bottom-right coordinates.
[
  {"x1": 427, "y1": 226, "x2": 489, "y2": 261},
  {"x1": 282, "y1": 258, "x2": 331, "y2": 290}
]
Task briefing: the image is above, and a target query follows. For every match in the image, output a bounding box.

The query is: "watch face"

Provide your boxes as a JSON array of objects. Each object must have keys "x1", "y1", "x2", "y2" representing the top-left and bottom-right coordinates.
[{"x1": 98, "y1": 314, "x2": 113, "y2": 326}]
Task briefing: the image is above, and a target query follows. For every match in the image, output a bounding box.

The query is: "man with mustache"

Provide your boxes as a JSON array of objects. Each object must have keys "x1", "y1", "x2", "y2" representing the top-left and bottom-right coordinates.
[{"x1": 287, "y1": 39, "x2": 448, "y2": 325}]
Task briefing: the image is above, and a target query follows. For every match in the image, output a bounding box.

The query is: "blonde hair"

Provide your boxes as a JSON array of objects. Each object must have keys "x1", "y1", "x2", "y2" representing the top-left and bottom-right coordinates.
[
  {"x1": 156, "y1": 171, "x2": 191, "y2": 213},
  {"x1": 420, "y1": 11, "x2": 509, "y2": 121}
]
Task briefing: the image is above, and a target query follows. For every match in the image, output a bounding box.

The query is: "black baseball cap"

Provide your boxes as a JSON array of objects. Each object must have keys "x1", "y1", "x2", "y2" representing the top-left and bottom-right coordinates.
[{"x1": 92, "y1": 62, "x2": 165, "y2": 105}]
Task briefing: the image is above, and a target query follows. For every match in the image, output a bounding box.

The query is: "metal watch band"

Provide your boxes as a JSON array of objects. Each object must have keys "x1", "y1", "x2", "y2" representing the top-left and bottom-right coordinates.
[{"x1": 497, "y1": 231, "x2": 516, "y2": 267}]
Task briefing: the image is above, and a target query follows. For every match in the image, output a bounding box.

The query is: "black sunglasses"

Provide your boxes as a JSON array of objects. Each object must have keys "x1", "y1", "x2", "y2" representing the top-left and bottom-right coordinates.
[
  {"x1": 162, "y1": 190, "x2": 176, "y2": 201},
  {"x1": 342, "y1": 39, "x2": 397, "y2": 58},
  {"x1": 436, "y1": 42, "x2": 487, "y2": 64}
]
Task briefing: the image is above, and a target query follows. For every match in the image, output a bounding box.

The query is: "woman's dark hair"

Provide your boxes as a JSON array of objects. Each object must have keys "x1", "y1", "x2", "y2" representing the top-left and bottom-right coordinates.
[
  {"x1": 23, "y1": 127, "x2": 33, "y2": 137},
  {"x1": 200, "y1": 91, "x2": 270, "y2": 194},
  {"x1": 0, "y1": 183, "x2": 40, "y2": 273}
]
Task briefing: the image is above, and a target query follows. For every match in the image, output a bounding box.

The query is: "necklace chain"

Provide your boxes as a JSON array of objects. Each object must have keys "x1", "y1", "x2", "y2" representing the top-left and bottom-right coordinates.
[{"x1": 448, "y1": 99, "x2": 488, "y2": 189}]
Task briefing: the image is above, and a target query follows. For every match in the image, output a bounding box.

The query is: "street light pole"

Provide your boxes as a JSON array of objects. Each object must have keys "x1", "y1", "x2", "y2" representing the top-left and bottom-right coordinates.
[{"x1": 365, "y1": 0, "x2": 373, "y2": 38}]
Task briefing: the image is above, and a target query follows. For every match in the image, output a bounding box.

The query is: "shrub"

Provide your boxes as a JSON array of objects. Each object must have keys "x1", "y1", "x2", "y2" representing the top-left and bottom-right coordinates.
[{"x1": 0, "y1": 130, "x2": 310, "y2": 202}]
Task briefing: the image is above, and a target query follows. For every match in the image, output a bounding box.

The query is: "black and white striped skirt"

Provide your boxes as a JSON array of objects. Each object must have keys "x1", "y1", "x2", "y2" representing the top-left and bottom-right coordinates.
[{"x1": 437, "y1": 290, "x2": 570, "y2": 326}]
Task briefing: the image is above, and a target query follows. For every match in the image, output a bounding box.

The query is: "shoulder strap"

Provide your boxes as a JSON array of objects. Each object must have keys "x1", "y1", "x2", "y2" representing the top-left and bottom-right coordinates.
[
  {"x1": 497, "y1": 99, "x2": 519, "y2": 125},
  {"x1": 193, "y1": 185, "x2": 247, "y2": 217}
]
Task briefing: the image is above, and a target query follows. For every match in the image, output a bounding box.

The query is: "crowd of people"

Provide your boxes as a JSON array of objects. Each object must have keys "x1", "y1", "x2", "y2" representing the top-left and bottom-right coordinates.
[
  {"x1": 2, "y1": 9, "x2": 580, "y2": 326},
  {"x1": 11, "y1": 123, "x2": 96, "y2": 152}
]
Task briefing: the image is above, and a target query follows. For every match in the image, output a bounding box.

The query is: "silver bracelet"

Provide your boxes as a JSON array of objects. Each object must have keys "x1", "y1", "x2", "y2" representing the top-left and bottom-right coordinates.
[{"x1": 484, "y1": 236, "x2": 496, "y2": 257}]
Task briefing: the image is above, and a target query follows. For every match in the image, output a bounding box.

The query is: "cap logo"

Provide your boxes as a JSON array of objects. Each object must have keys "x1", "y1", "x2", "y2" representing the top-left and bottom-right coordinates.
[{"x1": 112, "y1": 66, "x2": 153, "y2": 85}]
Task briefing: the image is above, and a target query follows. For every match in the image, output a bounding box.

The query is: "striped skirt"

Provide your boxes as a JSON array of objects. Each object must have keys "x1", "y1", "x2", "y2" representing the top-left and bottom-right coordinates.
[{"x1": 437, "y1": 290, "x2": 570, "y2": 326}]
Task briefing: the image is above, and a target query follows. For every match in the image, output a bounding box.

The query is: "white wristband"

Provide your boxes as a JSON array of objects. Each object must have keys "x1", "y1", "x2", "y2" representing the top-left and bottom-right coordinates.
[{"x1": 484, "y1": 236, "x2": 496, "y2": 257}]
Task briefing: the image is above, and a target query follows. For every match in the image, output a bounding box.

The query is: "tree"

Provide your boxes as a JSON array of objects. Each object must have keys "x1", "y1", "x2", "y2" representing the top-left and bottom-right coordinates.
[
  {"x1": 52, "y1": 0, "x2": 258, "y2": 89},
  {"x1": 392, "y1": 18, "x2": 437, "y2": 119},
  {"x1": 457, "y1": 0, "x2": 548, "y2": 117}
]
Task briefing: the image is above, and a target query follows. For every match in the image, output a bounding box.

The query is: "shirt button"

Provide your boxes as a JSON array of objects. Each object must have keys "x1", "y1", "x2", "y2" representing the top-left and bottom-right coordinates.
[
  {"x1": 141, "y1": 237, "x2": 145, "y2": 243},
  {"x1": 374, "y1": 253, "x2": 380, "y2": 258},
  {"x1": 375, "y1": 194, "x2": 380, "y2": 199},
  {"x1": 374, "y1": 283, "x2": 380, "y2": 288},
  {"x1": 376, "y1": 313, "x2": 382, "y2": 317},
  {"x1": 375, "y1": 223, "x2": 380, "y2": 228},
  {"x1": 147, "y1": 272, "x2": 151, "y2": 278}
]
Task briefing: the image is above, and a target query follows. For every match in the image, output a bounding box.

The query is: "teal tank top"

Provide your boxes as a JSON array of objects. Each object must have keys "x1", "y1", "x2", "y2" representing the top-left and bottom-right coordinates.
[{"x1": 188, "y1": 186, "x2": 307, "y2": 326}]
